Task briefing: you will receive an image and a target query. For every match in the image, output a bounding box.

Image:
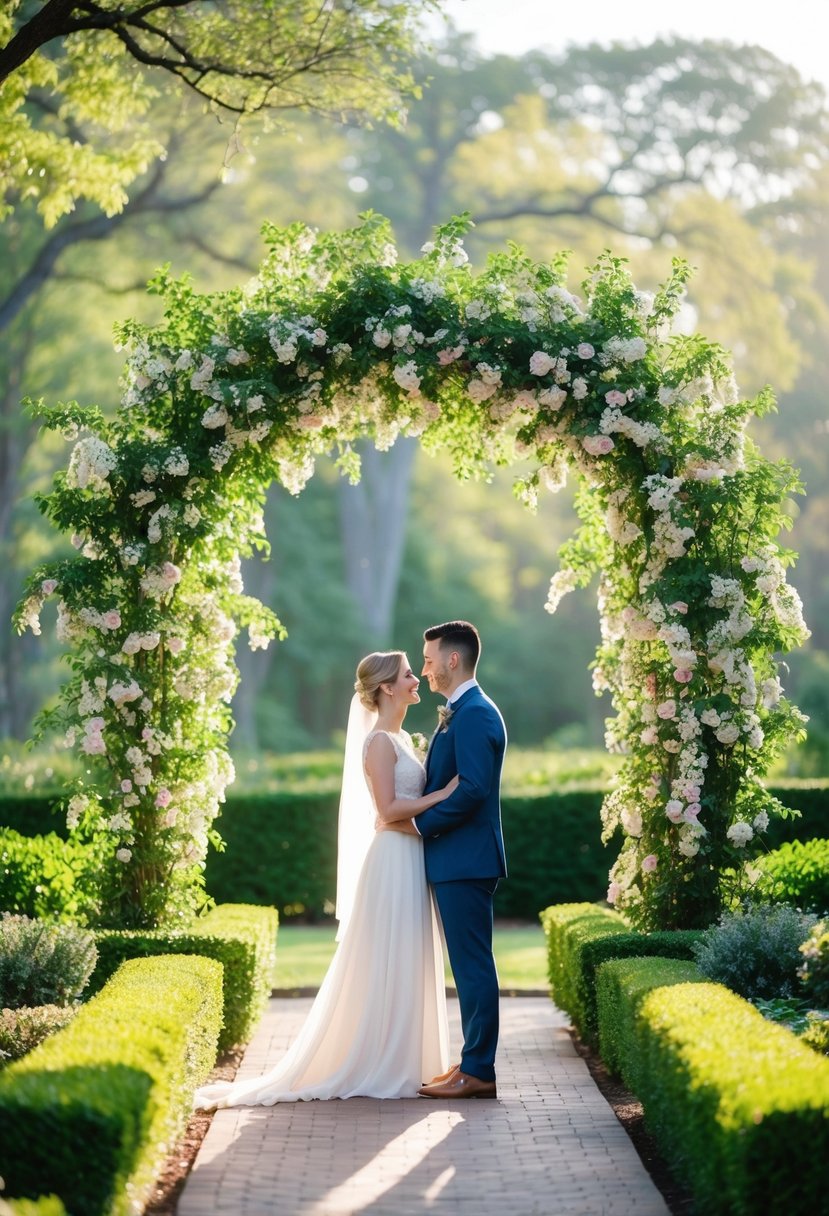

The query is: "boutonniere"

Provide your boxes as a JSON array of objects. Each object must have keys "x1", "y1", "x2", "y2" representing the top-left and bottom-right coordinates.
[{"x1": 437, "y1": 704, "x2": 454, "y2": 732}]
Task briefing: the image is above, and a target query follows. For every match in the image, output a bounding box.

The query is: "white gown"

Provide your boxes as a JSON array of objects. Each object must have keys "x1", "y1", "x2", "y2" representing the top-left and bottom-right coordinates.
[{"x1": 194, "y1": 730, "x2": 450, "y2": 1108}]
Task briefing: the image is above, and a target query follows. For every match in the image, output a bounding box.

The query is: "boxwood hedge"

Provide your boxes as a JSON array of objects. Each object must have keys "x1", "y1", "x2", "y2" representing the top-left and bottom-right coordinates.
[
  {"x1": 601, "y1": 964, "x2": 829, "y2": 1216},
  {"x1": 540, "y1": 901, "x2": 703, "y2": 1045},
  {"x1": 88, "y1": 903, "x2": 277, "y2": 1051},
  {"x1": 0, "y1": 954, "x2": 222, "y2": 1216}
]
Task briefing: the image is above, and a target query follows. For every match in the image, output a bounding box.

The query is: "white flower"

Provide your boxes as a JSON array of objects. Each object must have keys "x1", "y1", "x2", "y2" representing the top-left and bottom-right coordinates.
[
  {"x1": 715, "y1": 723, "x2": 740, "y2": 745},
  {"x1": 582, "y1": 434, "x2": 614, "y2": 456},
  {"x1": 225, "y1": 347, "x2": 250, "y2": 365},
  {"x1": 726, "y1": 821, "x2": 754, "y2": 848},
  {"x1": 202, "y1": 404, "x2": 229, "y2": 430},
  {"x1": 67, "y1": 437, "x2": 118, "y2": 491},
  {"x1": 373, "y1": 329, "x2": 392, "y2": 349},
  {"x1": 753, "y1": 810, "x2": 770, "y2": 833},
  {"x1": 392, "y1": 361, "x2": 421, "y2": 395},
  {"x1": 529, "y1": 351, "x2": 555, "y2": 376},
  {"x1": 538, "y1": 386, "x2": 567, "y2": 412},
  {"x1": 116, "y1": 848, "x2": 132, "y2": 863},
  {"x1": 572, "y1": 378, "x2": 588, "y2": 400}
]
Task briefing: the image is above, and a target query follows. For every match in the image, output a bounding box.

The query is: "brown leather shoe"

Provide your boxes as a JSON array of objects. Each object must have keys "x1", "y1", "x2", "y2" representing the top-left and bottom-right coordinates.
[
  {"x1": 422, "y1": 1063, "x2": 460, "y2": 1086},
  {"x1": 417, "y1": 1070, "x2": 497, "y2": 1100}
]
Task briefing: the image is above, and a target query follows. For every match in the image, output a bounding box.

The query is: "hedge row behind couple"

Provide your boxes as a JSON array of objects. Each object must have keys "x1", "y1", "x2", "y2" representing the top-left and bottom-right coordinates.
[{"x1": 195, "y1": 620, "x2": 508, "y2": 1109}]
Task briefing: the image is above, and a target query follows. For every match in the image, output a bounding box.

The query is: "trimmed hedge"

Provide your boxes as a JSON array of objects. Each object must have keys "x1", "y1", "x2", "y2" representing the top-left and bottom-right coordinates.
[
  {"x1": 2, "y1": 781, "x2": 827, "y2": 922},
  {"x1": 610, "y1": 969, "x2": 829, "y2": 1216},
  {"x1": 88, "y1": 902, "x2": 277, "y2": 1050},
  {"x1": 3, "y1": 1199, "x2": 67, "y2": 1216},
  {"x1": 595, "y1": 955, "x2": 702, "y2": 1084},
  {"x1": 754, "y1": 837, "x2": 829, "y2": 914},
  {"x1": 540, "y1": 901, "x2": 704, "y2": 1045},
  {"x1": 0, "y1": 954, "x2": 222, "y2": 1216}
]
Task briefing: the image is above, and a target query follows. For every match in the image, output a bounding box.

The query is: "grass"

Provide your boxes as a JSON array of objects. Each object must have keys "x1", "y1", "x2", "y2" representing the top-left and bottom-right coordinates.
[{"x1": 273, "y1": 921, "x2": 548, "y2": 992}]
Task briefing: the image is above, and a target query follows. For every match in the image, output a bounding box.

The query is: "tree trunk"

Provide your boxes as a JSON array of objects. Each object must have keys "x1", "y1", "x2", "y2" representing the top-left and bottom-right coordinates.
[{"x1": 337, "y1": 439, "x2": 417, "y2": 644}]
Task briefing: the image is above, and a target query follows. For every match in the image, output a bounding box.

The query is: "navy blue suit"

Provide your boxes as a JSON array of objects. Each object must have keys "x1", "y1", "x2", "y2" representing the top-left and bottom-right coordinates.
[{"x1": 417, "y1": 684, "x2": 507, "y2": 1082}]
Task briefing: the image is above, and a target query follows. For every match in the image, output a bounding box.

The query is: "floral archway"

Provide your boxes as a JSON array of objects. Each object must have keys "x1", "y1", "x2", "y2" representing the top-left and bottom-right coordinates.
[{"x1": 16, "y1": 213, "x2": 808, "y2": 930}]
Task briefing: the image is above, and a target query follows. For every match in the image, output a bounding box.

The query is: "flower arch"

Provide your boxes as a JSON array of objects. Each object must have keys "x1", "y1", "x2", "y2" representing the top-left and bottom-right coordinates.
[{"x1": 17, "y1": 213, "x2": 809, "y2": 930}]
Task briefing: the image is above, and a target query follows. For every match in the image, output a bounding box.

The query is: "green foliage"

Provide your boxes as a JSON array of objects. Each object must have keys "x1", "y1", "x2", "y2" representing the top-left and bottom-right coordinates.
[
  {"x1": 539, "y1": 901, "x2": 702, "y2": 1045},
  {"x1": 802, "y1": 1013, "x2": 829, "y2": 1056},
  {"x1": 752, "y1": 838, "x2": 829, "y2": 913},
  {"x1": 693, "y1": 904, "x2": 818, "y2": 1000},
  {"x1": 2, "y1": 1198, "x2": 67, "y2": 1216},
  {"x1": 15, "y1": 216, "x2": 811, "y2": 932},
  {"x1": 88, "y1": 903, "x2": 277, "y2": 1051},
  {"x1": 0, "y1": 1005, "x2": 77, "y2": 1066},
  {"x1": 623, "y1": 978, "x2": 829, "y2": 1215},
  {"x1": 595, "y1": 955, "x2": 702, "y2": 1083},
  {"x1": 798, "y1": 920, "x2": 829, "y2": 1007},
  {"x1": 0, "y1": 915, "x2": 96, "y2": 1008},
  {"x1": 0, "y1": 0, "x2": 432, "y2": 227},
  {"x1": 0, "y1": 828, "x2": 109, "y2": 924},
  {"x1": 0, "y1": 954, "x2": 222, "y2": 1216}
]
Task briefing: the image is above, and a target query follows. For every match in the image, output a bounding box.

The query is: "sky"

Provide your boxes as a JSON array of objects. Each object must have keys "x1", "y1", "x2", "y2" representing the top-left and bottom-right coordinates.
[{"x1": 423, "y1": 0, "x2": 829, "y2": 90}]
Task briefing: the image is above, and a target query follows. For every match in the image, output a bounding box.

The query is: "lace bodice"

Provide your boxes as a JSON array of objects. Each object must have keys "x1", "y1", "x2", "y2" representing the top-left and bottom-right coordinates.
[{"x1": 363, "y1": 730, "x2": 426, "y2": 802}]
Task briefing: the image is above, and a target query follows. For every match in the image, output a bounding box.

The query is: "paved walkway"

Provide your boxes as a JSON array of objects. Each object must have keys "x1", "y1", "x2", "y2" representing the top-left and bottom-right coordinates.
[{"x1": 179, "y1": 997, "x2": 668, "y2": 1216}]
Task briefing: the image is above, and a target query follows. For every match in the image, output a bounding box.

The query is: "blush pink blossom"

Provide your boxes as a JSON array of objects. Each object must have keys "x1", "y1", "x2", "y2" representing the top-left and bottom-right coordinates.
[
  {"x1": 673, "y1": 668, "x2": 693, "y2": 684},
  {"x1": 607, "y1": 881, "x2": 621, "y2": 905},
  {"x1": 642, "y1": 854, "x2": 658, "y2": 873},
  {"x1": 665, "y1": 801, "x2": 684, "y2": 823},
  {"x1": 437, "y1": 346, "x2": 464, "y2": 365},
  {"x1": 120, "y1": 779, "x2": 132, "y2": 793},
  {"x1": 87, "y1": 717, "x2": 105, "y2": 732},
  {"x1": 155, "y1": 788, "x2": 172, "y2": 808},
  {"x1": 103, "y1": 610, "x2": 121, "y2": 630},
  {"x1": 41, "y1": 579, "x2": 58, "y2": 595},
  {"x1": 656, "y1": 699, "x2": 677, "y2": 720},
  {"x1": 529, "y1": 351, "x2": 555, "y2": 376},
  {"x1": 582, "y1": 434, "x2": 615, "y2": 456},
  {"x1": 685, "y1": 803, "x2": 701, "y2": 819},
  {"x1": 604, "y1": 390, "x2": 627, "y2": 407},
  {"x1": 669, "y1": 601, "x2": 689, "y2": 614},
  {"x1": 577, "y1": 343, "x2": 595, "y2": 359}
]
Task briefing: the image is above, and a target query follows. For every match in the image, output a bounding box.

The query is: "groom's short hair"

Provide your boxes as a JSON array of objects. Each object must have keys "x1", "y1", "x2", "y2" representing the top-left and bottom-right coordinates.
[{"x1": 424, "y1": 620, "x2": 480, "y2": 671}]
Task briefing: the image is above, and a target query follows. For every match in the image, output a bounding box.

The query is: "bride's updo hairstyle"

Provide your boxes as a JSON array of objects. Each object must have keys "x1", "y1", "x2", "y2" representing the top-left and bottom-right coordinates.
[{"x1": 355, "y1": 651, "x2": 405, "y2": 711}]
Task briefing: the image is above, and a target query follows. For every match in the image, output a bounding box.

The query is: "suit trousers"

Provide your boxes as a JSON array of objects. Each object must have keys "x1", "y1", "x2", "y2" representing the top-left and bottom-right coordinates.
[{"x1": 432, "y1": 876, "x2": 500, "y2": 1082}]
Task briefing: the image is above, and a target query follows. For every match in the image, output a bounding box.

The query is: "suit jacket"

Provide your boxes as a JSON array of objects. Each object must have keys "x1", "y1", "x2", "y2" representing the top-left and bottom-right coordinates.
[{"x1": 417, "y1": 684, "x2": 507, "y2": 883}]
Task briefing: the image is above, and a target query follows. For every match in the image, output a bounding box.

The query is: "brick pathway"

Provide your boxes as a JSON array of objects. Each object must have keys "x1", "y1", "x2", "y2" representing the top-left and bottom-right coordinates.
[{"x1": 179, "y1": 997, "x2": 668, "y2": 1216}]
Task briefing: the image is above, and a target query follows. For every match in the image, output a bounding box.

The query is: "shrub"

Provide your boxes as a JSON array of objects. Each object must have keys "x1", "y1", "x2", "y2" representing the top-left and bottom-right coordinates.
[
  {"x1": 752, "y1": 837, "x2": 829, "y2": 913},
  {"x1": 595, "y1": 956, "x2": 702, "y2": 1084},
  {"x1": 631, "y1": 980, "x2": 829, "y2": 1215},
  {"x1": 798, "y1": 920, "x2": 829, "y2": 1007},
  {"x1": 2, "y1": 1199, "x2": 67, "y2": 1216},
  {"x1": 0, "y1": 1006, "x2": 77, "y2": 1066},
  {"x1": 693, "y1": 904, "x2": 818, "y2": 1000},
  {"x1": 540, "y1": 901, "x2": 703, "y2": 1044},
  {"x1": 88, "y1": 902, "x2": 277, "y2": 1050},
  {"x1": 0, "y1": 915, "x2": 97, "y2": 1008},
  {"x1": 3, "y1": 781, "x2": 827, "y2": 923},
  {"x1": 0, "y1": 828, "x2": 106, "y2": 925},
  {"x1": 802, "y1": 1013, "x2": 829, "y2": 1056},
  {"x1": 0, "y1": 954, "x2": 222, "y2": 1216}
]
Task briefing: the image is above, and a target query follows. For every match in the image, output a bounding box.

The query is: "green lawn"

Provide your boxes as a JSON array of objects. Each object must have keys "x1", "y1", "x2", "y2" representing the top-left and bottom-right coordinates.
[{"x1": 273, "y1": 922, "x2": 548, "y2": 992}]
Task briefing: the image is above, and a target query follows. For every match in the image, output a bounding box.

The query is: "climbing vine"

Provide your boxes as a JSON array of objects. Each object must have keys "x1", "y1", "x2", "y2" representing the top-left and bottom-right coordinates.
[{"x1": 16, "y1": 213, "x2": 808, "y2": 929}]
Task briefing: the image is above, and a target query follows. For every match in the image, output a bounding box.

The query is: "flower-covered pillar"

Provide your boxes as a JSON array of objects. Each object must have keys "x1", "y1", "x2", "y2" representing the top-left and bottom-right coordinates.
[{"x1": 17, "y1": 214, "x2": 809, "y2": 929}]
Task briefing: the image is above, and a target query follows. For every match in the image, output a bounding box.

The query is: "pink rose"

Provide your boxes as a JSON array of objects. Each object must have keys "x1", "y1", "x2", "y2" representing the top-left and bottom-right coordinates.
[
  {"x1": 665, "y1": 801, "x2": 684, "y2": 823},
  {"x1": 673, "y1": 669, "x2": 693, "y2": 684},
  {"x1": 607, "y1": 881, "x2": 622, "y2": 905},
  {"x1": 685, "y1": 803, "x2": 701, "y2": 819},
  {"x1": 41, "y1": 579, "x2": 58, "y2": 595},
  {"x1": 87, "y1": 717, "x2": 105, "y2": 732},
  {"x1": 577, "y1": 343, "x2": 595, "y2": 359},
  {"x1": 529, "y1": 351, "x2": 555, "y2": 376},
  {"x1": 642, "y1": 854, "x2": 658, "y2": 873},
  {"x1": 82, "y1": 733, "x2": 106, "y2": 755},
  {"x1": 640, "y1": 726, "x2": 659, "y2": 746},
  {"x1": 582, "y1": 434, "x2": 615, "y2": 456},
  {"x1": 604, "y1": 389, "x2": 627, "y2": 407},
  {"x1": 437, "y1": 346, "x2": 464, "y2": 365},
  {"x1": 155, "y1": 788, "x2": 172, "y2": 808},
  {"x1": 161, "y1": 562, "x2": 181, "y2": 586},
  {"x1": 656, "y1": 699, "x2": 677, "y2": 720},
  {"x1": 121, "y1": 779, "x2": 133, "y2": 793},
  {"x1": 166, "y1": 636, "x2": 185, "y2": 655},
  {"x1": 669, "y1": 601, "x2": 688, "y2": 614},
  {"x1": 103, "y1": 610, "x2": 121, "y2": 630}
]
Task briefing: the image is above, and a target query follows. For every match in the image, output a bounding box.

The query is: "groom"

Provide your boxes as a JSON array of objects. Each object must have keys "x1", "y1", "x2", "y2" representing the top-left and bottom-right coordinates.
[{"x1": 414, "y1": 620, "x2": 507, "y2": 1099}]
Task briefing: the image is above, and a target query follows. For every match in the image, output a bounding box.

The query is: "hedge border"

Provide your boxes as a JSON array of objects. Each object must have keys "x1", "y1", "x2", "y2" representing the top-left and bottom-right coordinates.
[
  {"x1": 88, "y1": 902, "x2": 277, "y2": 1051},
  {"x1": 603, "y1": 964, "x2": 829, "y2": 1216},
  {"x1": 0, "y1": 954, "x2": 222, "y2": 1216},
  {"x1": 539, "y1": 901, "x2": 703, "y2": 1045}
]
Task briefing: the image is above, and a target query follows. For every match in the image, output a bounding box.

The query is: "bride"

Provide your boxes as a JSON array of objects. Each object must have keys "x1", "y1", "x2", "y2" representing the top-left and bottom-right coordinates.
[{"x1": 194, "y1": 650, "x2": 455, "y2": 1108}]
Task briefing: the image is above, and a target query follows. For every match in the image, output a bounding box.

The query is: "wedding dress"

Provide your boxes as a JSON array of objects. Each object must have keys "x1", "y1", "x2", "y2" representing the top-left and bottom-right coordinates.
[{"x1": 194, "y1": 729, "x2": 449, "y2": 1108}]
